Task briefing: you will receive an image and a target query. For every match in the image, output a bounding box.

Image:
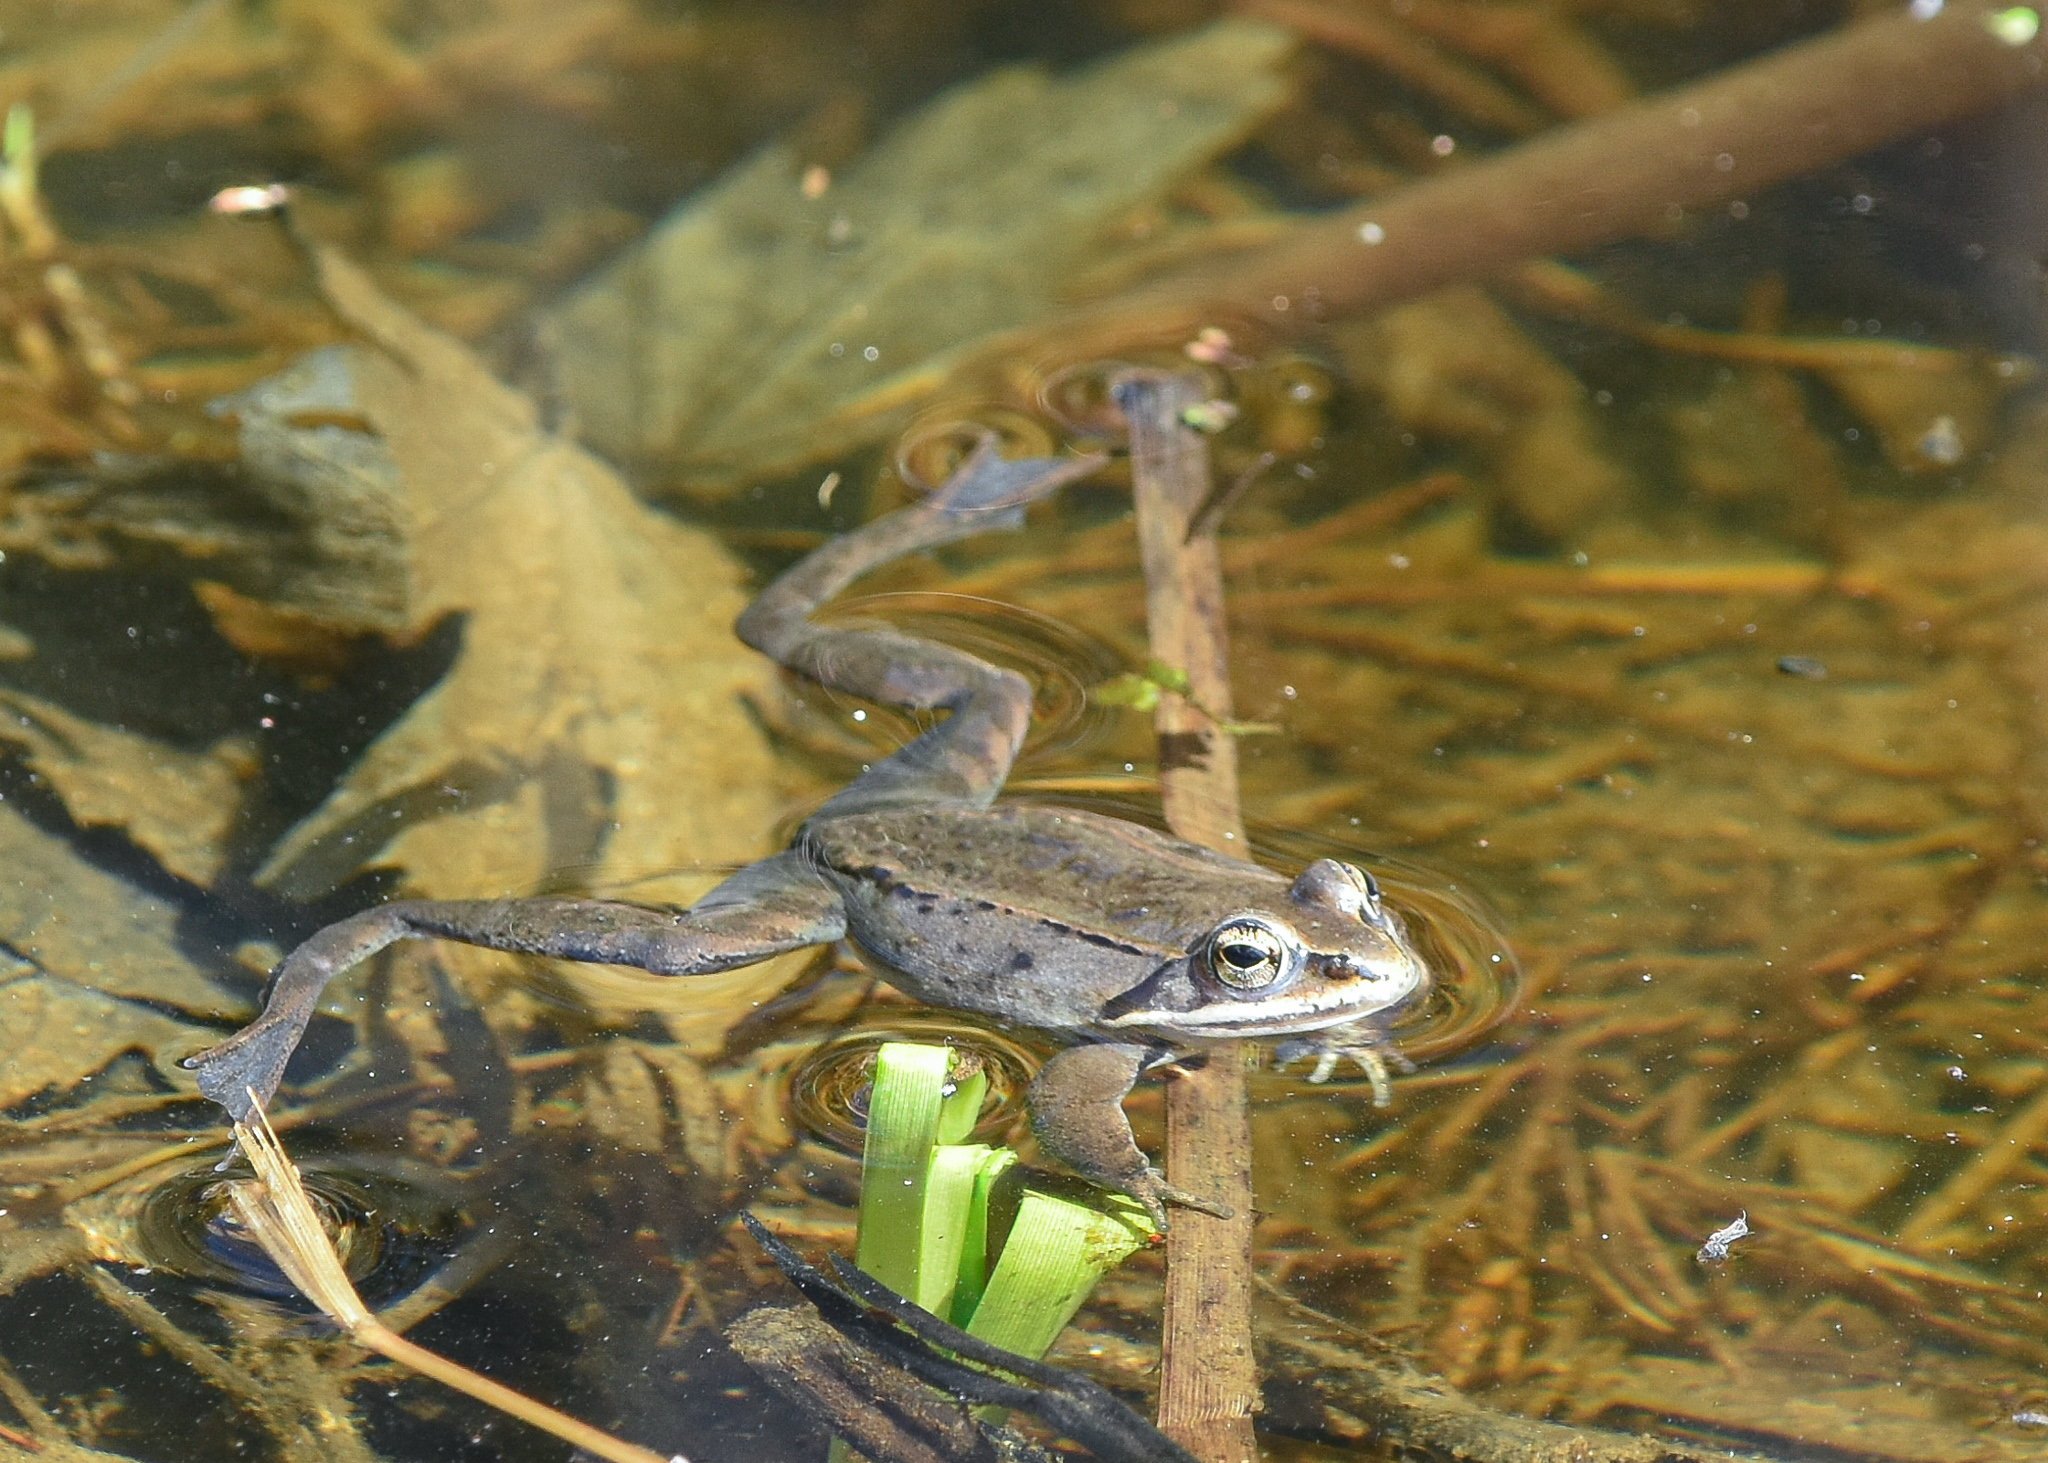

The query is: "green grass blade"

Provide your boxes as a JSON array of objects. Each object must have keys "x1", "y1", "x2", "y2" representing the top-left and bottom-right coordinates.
[
  {"x1": 854, "y1": 1042, "x2": 952, "y2": 1300},
  {"x1": 964, "y1": 1187, "x2": 1151, "y2": 1361},
  {"x1": 919, "y1": 1142, "x2": 993, "y2": 1320},
  {"x1": 951, "y1": 1147, "x2": 1020, "y2": 1323}
]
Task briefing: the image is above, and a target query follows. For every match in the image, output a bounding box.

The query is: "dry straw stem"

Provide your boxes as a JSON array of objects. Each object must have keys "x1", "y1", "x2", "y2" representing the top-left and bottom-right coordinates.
[
  {"x1": 224, "y1": 1108, "x2": 685, "y2": 1463},
  {"x1": 1035, "y1": 0, "x2": 2048, "y2": 360},
  {"x1": 1120, "y1": 369, "x2": 1261, "y2": 1463}
]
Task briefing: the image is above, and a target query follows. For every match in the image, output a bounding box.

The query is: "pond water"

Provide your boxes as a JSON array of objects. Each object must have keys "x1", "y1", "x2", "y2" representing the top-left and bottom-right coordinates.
[{"x1": 4, "y1": 3, "x2": 2048, "y2": 1461}]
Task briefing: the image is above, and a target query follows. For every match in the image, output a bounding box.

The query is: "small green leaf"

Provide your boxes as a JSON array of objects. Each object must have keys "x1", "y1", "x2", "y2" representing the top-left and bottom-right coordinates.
[
  {"x1": 1988, "y1": 6, "x2": 2040, "y2": 44},
  {"x1": 935, "y1": 1063, "x2": 988, "y2": 1146},
  {"x1": 1143, "y1": 659, "x2": 1195, "y2": 696},
  {"x1": 855, "y1": 1042, "x2": 952, "y2": 1301},
  {"x1": 3, "y1": 103, "x2": 34, "y2": 174},
  {"x1": 1093, "y1": 672, "x2": 1162, "y2": 712},
  {"x1": 1098, "y1": 660, "x2": 1280, "y2": 737},
  {"x1": 964, "y1": 1187, "x2": 1151, "y2": 1361}
]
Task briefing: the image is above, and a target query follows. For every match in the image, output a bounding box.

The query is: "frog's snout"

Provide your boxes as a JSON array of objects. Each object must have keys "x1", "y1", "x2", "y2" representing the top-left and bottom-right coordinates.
[{"x1": 1312, "y1": 947, "x2": 1429, "y2": 1003}]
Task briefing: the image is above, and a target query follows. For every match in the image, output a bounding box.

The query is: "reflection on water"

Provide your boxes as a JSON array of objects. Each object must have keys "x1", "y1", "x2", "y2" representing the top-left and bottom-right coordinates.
[
  {"x1": 787, "y1": 1011, "x2": 1049, "y2": 1155},
  {"x1": 4, "y1": 1, "x2": 2048, "y2": 1460}
]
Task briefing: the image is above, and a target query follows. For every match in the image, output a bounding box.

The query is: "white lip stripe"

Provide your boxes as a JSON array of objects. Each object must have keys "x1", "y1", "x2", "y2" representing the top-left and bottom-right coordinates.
[{"x1": 1103, "y1": 973, "x2": 1422, "y2": 1032}]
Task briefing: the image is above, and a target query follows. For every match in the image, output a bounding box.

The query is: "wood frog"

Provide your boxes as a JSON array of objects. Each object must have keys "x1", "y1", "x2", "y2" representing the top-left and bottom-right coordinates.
[{"x1": 188, "y1": 441, "x2": 1430, "y2": 1224}]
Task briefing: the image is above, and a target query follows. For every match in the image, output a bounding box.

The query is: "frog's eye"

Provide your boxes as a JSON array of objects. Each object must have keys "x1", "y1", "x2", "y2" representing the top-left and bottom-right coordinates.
[{"x1": 1205, "y1": 918, "x2": 1295, "y2": 991}]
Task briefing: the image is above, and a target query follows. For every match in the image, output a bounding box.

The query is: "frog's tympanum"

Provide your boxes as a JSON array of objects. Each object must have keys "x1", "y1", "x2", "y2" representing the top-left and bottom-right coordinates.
[{"x1": 189, "y1": 443, "x2": 1431, "y2": 1224}]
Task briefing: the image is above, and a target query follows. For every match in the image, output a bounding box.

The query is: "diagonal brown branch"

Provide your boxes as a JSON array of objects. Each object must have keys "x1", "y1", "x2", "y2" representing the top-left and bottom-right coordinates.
[{"x1": 1017, "y1": 0, "x2": 2048, "y2": 366}]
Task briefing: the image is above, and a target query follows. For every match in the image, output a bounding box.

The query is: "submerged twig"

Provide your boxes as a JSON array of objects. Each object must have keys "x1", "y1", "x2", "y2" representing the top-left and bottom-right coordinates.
[
  {"x1": 1257, "y1": 1292, "x2": 1771, "y2": 1463},
  {"x1": 736, "y1": 1214, "x2": 1198, "y2": 1463},
  {"x1": 223, "y1": 1105, "x2": 684, "y2": 1463},
  {"x1": 39, "y1": 0, "x2": 233, "y2": 152},
  {"x1": 1236, "y1": 0, "x2": 1549, "y2": 135},
  {"x1": 1117, "y1": 369, "x2": 1260, "y2": 1463},
  {"x1": 729, "y1": 1306, "x2": 1040, "y2": 1463}
]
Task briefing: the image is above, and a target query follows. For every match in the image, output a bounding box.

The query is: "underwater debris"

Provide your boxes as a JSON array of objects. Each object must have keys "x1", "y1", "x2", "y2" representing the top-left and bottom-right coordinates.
[
  {"x1": 1694, "y1": 1210, "x2": 1750, "y2": 1266},
  {"x1": 234, "y1": 246, "x2": 787, "y2": 906},
  {"x1": 549, "y1": 20, "x2": 1296, "y2": 494}
]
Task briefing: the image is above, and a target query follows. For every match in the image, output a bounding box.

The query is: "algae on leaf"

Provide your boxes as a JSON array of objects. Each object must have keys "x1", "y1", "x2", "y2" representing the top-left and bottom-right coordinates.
[
  {"x1": 235, "y1": 247, "x2": 787, "y2": 904},
  {"x1": 550, "y1": 19, "x2": 1294, "y2": 493}
]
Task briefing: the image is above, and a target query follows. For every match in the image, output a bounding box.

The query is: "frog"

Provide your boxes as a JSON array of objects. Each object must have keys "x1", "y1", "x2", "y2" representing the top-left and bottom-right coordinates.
[{"x1": 187, "y1": 438, "x2": 1431, "y2": 1225}]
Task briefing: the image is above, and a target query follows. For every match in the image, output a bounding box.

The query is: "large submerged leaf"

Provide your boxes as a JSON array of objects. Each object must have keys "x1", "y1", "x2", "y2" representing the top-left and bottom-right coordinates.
[
  {"x1": 0, "y1": 795, "x2": 246, "y2": 1111},
  {"x1": 0, "y1": 800, "x2": 243, "y2": 1023},
  {"x1": 549, "y1": 19, "x2": 1294, "y2": 493},
  {"x1": 231, "y1": 248, "x2": 789, "y2": 902},
  {"x1": 0, "y1": 689, "x2": 250, "y2": 887},
  {"x1": 0, "y1": 960, "x2": 211, "y2": 1110}
]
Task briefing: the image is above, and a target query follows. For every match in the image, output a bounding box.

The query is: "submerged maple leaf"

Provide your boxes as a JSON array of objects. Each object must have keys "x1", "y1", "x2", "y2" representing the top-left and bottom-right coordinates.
[{"x1": 224, "y1": 247, "x2": 789, "y2": 905}]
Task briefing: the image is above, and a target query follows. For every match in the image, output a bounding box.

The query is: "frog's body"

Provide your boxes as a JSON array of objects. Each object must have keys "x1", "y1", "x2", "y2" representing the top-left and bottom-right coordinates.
[
  {"x1": 189, "y1": 441, "x2": 1429, "y2": 1224},
  {"x1": 814, "y1": 804, "x2": 1416, "y2": 1042}
]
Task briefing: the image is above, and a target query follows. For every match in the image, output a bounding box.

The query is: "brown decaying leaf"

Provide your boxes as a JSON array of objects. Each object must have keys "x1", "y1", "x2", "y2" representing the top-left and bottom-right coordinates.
[
  {"x1": 233, "y1": 245, "x2": 788, "y2": 907},
  {"x1": 0, "y1": 688, "x2": 250, "y2": 886},
  {"x1": 0, "y1": 962, "x2": 206, "y2": 1111},
  {"x1": 0, "y1": 798, "x2": 243, "y2": 1025},
  {"x1": 189, "y1": 581, "x2": 368, "y2": 682}
]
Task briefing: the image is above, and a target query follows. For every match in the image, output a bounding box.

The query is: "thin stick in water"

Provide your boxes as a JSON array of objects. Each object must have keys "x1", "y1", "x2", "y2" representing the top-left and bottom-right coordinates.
[{"x1": 1116, "y1": 369, "x2": 1262, "y2": 1463}]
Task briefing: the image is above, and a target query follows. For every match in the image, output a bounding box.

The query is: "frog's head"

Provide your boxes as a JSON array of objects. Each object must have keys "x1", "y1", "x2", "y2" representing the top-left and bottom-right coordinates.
[{"x1": 1102, "y1": 858, "x2": 1429, "y2": 1039}]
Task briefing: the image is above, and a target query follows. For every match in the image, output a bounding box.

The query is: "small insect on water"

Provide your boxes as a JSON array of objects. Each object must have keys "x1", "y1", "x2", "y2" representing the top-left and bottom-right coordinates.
[{"x1": 1695, "y1": 1210, "x2": 1750, "y2": 1265}]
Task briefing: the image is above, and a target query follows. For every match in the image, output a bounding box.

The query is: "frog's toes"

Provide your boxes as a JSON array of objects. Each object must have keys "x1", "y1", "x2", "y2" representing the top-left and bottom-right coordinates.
[
  {"x1": 1124, "y1": 1168, "x2": 1234, "y2": 1232},
  {"x1": 933, "y1": 436, "x2": 1106, "y2": 519},
  {"x1": 1275, "y1": 1039, "x2": 1415, "y2": 1107}
]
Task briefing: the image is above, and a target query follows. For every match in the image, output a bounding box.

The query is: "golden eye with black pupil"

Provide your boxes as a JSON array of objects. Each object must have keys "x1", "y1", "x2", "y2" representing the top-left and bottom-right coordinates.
[{"x1": 1206, "y1": 918, "x2": 1290, "y2": 990}]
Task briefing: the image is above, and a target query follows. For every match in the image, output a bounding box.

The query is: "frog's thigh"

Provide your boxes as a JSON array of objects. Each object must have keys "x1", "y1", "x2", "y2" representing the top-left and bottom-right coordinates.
[{"x1": 382, "y1": 850, "x2": 848, "y2": 975}]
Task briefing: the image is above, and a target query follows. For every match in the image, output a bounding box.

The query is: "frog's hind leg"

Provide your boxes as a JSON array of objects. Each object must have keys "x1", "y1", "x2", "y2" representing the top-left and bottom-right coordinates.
[
  {"x1": 185, "y1": 851, "x2": 843, "y2": 1124},
  {"x1": 739, "y1": 439, "x2": 1105, "y2": 820}
]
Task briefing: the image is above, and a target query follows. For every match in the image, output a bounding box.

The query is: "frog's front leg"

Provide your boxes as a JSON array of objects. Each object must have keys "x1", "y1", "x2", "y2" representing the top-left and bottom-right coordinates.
[
  {"x1": 1273, "y1": 1023, "x2": 1416, "y2": 1106},
  {"x1": 1027, "y1": 1042, "x2": 1233, "y2": 1229},
  {"x1": 186, "y1": 851, "x2": 844, "y2": 1123}
]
